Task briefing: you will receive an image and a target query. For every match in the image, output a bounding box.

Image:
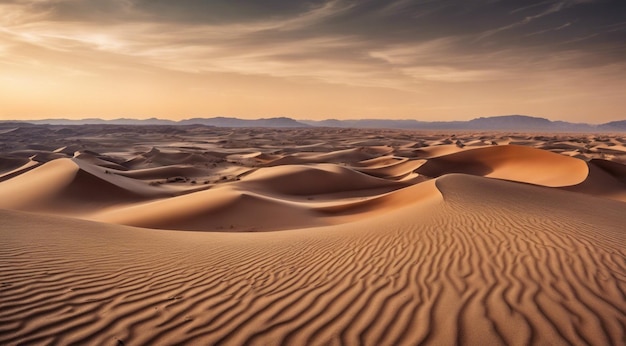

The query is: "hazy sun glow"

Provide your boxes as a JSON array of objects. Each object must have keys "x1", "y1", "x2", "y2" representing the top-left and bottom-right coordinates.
[{"x1": 1, "y1": 0, "x2": 624, "y2": 122}]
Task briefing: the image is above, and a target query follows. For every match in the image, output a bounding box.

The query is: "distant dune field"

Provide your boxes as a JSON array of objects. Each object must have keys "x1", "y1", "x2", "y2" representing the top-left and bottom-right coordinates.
[{"x1": 1, "y1": 125, "x2": 625, "y2": 345}]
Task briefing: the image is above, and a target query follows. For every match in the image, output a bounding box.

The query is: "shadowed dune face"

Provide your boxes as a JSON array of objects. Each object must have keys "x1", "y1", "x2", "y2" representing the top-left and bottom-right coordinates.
[
  {"x1": 0, "y1": 158, "x2": 123, "y2": 212},
  {"x1": 590, "y1": 158, "x2": 626, "y2": 183},
  {"x1": 559, "y1": 151, "x2": 626, "y2": 202},
  {"x1": 0, "y1": 156, "x2": 30, "y2": 174},
  {"x1": 0, "y1": 124, "x2": 625, "y2": 345}
]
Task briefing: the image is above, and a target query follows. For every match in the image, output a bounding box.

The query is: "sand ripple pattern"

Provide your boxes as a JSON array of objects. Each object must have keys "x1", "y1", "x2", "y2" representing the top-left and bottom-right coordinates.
[{"x1": 1, "y1": 174, "x2": 625, "y2": 345}]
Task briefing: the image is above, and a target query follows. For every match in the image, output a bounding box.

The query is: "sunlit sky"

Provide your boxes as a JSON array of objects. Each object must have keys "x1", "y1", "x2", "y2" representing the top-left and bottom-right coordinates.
[{"x1": 1, "y1": 0, "x2": 624, "y2": 122}]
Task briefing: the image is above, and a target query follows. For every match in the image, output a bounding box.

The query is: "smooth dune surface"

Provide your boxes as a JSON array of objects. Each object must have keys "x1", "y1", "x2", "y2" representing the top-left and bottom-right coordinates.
[{"x1": 0, "y1": 124, "x2": 625, "y2": 345}]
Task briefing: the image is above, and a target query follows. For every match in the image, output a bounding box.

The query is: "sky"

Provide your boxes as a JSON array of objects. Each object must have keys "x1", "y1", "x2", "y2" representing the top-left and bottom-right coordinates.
[{"x1": 0, "y1": 0, "x2": 624, "y2": 122}]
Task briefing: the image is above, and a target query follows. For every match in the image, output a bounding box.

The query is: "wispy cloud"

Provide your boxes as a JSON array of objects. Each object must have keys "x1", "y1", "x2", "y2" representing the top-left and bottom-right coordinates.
[
  {"x1": 478, "y1": 1, "x2": 569, "y2": 40},
  {"x1": 525, "y1": 22, "x2": 572, "y2": 37}
]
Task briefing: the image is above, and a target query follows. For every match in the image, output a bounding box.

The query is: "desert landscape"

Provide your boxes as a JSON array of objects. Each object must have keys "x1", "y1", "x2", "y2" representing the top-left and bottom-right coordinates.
[
  {"x1": 2, "y1": 0, "x2": 625, "y2": 343},
  {"x1": 0, "y1": 123, "x2": 625, "y2": 345}
]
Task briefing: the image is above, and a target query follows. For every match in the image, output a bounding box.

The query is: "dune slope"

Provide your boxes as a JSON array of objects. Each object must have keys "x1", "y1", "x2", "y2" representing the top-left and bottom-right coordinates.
[
  {"x1": 0, "y1": 158, "x2": 173, "y2": 214},
  {"x1": 92, "y1": 185, "x2": 327, "y2": 232}
]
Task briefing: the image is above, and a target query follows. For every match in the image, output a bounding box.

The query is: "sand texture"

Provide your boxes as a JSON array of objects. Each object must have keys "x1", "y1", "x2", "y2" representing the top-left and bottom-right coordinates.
[{"x1": 1, "y1": 125, "x2": 625, "y2": 345}]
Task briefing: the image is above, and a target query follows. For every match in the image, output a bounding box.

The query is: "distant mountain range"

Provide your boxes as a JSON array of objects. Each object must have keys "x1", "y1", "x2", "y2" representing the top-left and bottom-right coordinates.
[
  {"x1": 4, "y1": 115, "x2": 626, "y2": 132},
  {"x1": 16, "y1": 116, "x2": 305, "y2": 128},
  {"x1": 301, "y1": 115, "x2": 626, "y2": 132},
  {"x1": 179, "y1": 117, "x2": 306, "y2": 127}
]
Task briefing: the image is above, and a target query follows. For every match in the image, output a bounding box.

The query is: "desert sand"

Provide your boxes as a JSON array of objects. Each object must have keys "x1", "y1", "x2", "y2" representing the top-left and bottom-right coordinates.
[{"x1": 0, "y1": 124, "x2": 625, "y2": 345}]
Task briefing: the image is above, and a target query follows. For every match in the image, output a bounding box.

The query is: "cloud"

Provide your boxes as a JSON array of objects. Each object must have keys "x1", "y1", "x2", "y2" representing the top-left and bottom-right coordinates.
[
  {"x1": 477, "y1": 1, "x2": 572, "y2": 40},
  {"x1": 0, "y1": 0, "x2": 624, "y2": 120},
  {"x1": 400, "y1": 66, "x2": 508, "y2": 83}
]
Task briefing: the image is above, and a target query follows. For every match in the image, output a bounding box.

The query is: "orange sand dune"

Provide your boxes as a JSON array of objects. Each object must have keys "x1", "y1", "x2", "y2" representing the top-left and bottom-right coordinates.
[
  {"x1": 411, "y1": 143, "x2": 467, "y2": 158},
  {"x1": 349, "y1": 155, "x2": 405, "y2": 168},
  {"x1": 0, "y1": 158, "x2": 174, "y2": 214},
  {"x1": 240, "y1": 164, "x2": 407, "y2": 196},
  {"x1": 110, "y1": 165, "x2": 211, "y2": 180},
  {"x1": 351, "y1": 159, "x2": 426, "y2": 179},
  {"x1": 92, "y1": 164, "x2": 414, "y2": 231},
  {"x1": 313, "y1": 178, "x2": 440, "y2": 221},
  {"x1": 92, "y1": 185, "x2": 327, "y2": 231},
  {"x1": 417, "y1": 144, "x2": 588, "y2": 187}
]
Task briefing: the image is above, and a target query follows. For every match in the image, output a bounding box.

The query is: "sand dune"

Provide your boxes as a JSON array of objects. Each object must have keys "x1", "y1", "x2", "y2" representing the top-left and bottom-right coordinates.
[
  {"x1": 0, "y1": 158, "x2": 173, "y2": 215},
  {"x1": 111, "y1": 165, "x2": 211, "y2": 180},
  {"x1": 0, "y1": 125, "x2": 624, "y2": 345},
  {"x1": 351, "y1": 158, "x2": 426, "y2": 179},
  {"x1": 6, "y1": 150, "x2": 67, "y2": 163},
  {"x1": 0, "y1": 158, "x2": 40, "y2": 182},
  {"x1": 411, "y1": 143, "x2": 468, "y2": 158},
  {"x1": 0, "y1": 156, "x2": 31, "y2": 174},
  {"x1": 591, "y1": 158, "x2": 626, "y2": 182},
  {"x1": 265, "y1": 147, "x2": 394, "y2": 167},
  {"x1": 416, "y1": 145, "x2": 589, "y2": 187},
  {"x1": 93, "y1": 164, "x2": 415, "y2": 231},
  {"x1": 73, "y1": 151, "x2": 128, "y2": 170},
  {"x1": 240, "y1": 164, "x2": 407, "y2": 196},
  {"x1": 123, "y1": 147, "x2": 226, "y2": 169},
  {"x1": 562, "y1": 159, "x2": 626, "y2": 202},
  {"x1": 92, "y1": 185, "x2": 327, "y2": 232}
]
